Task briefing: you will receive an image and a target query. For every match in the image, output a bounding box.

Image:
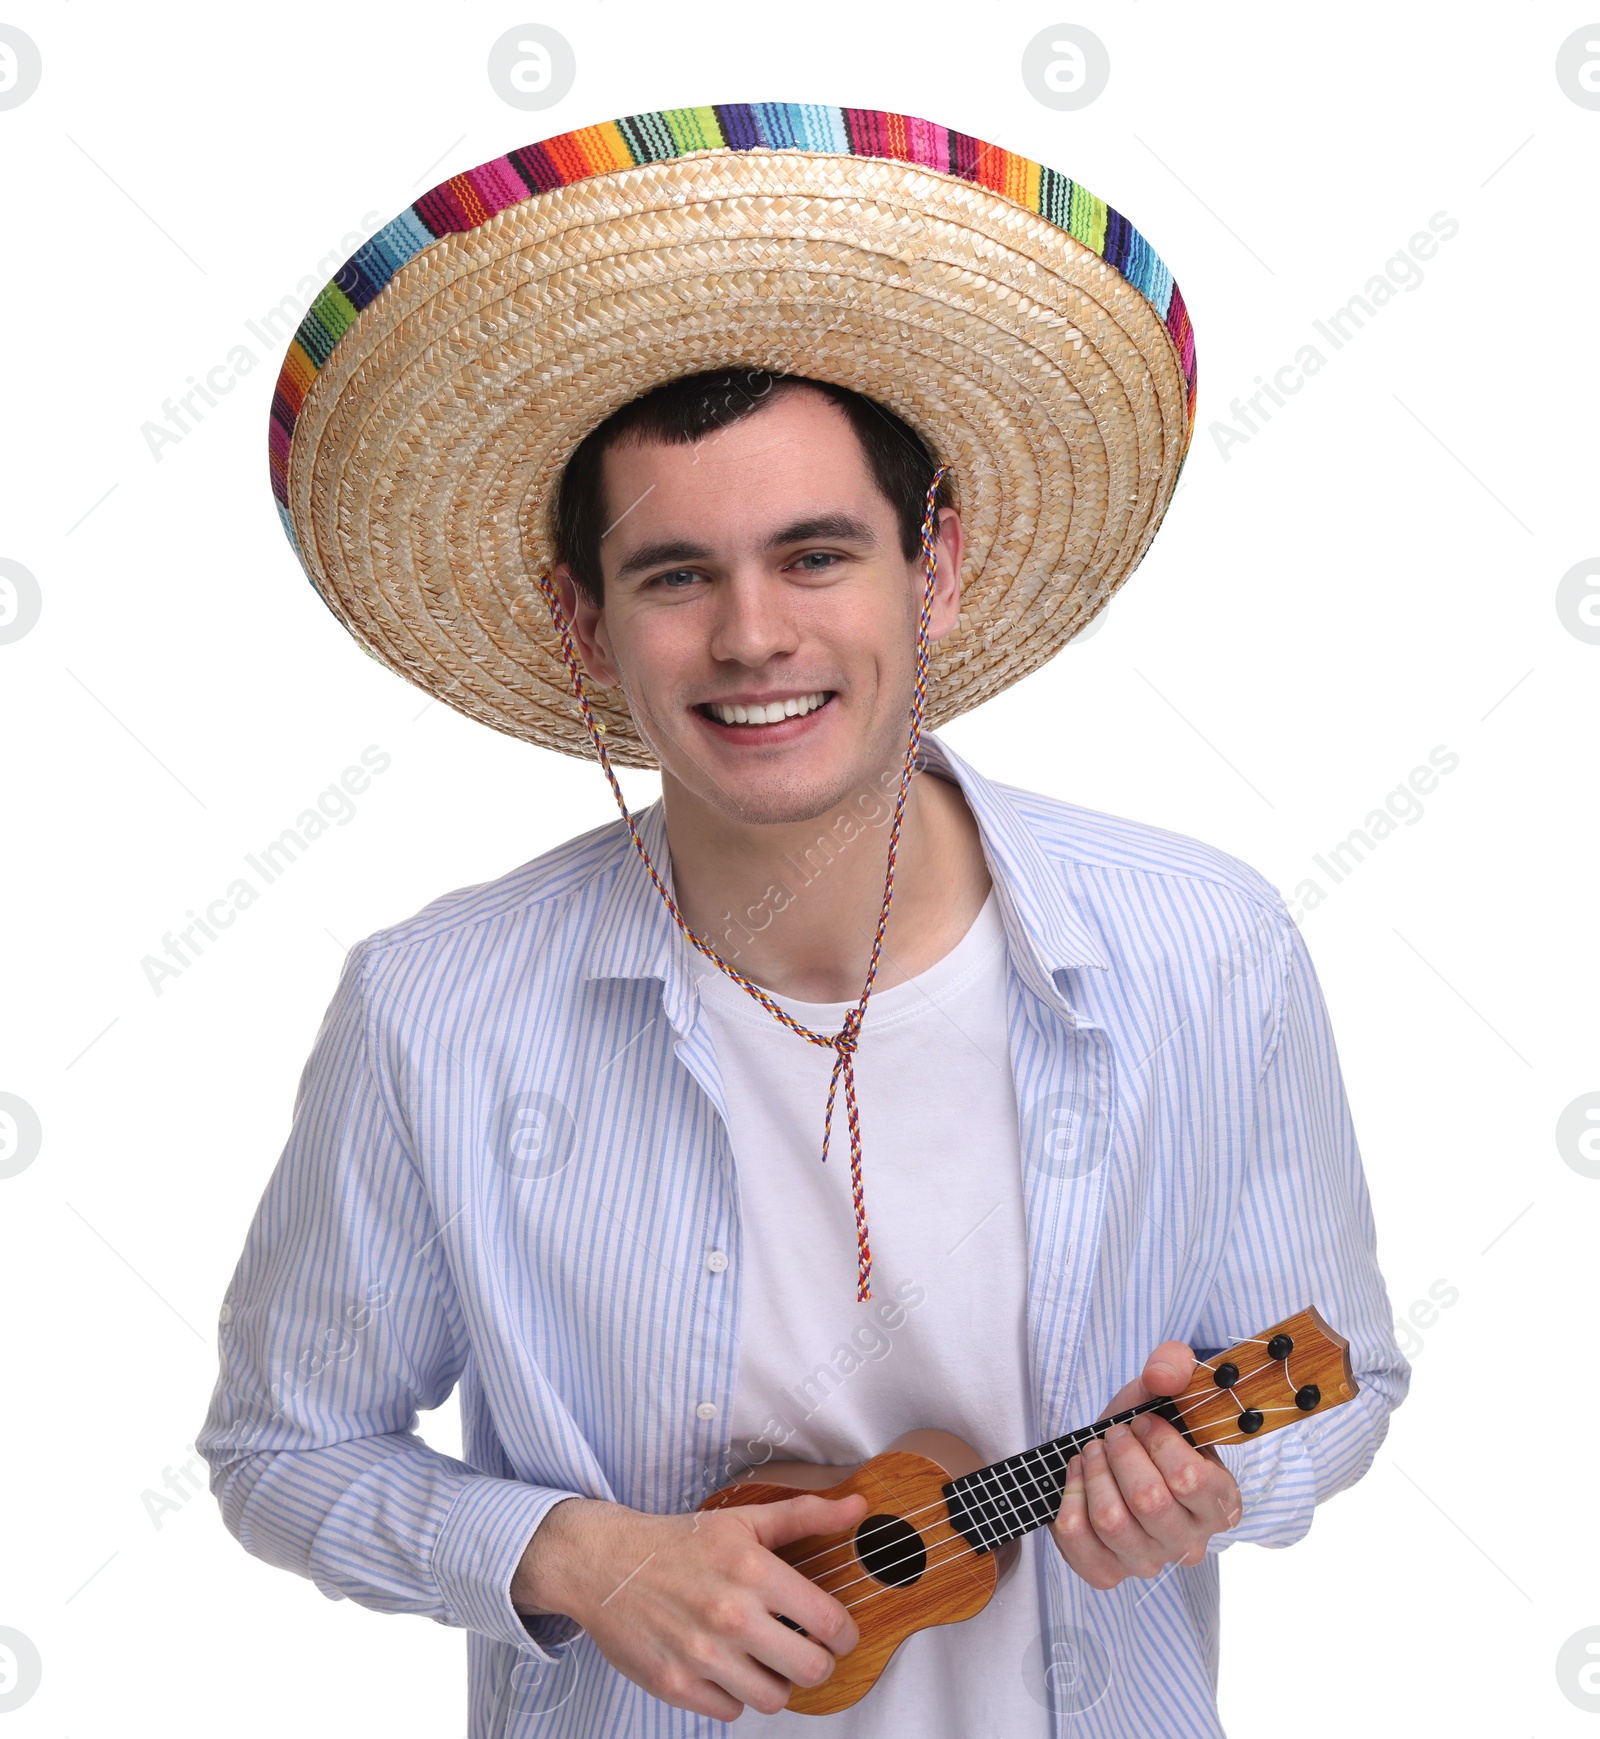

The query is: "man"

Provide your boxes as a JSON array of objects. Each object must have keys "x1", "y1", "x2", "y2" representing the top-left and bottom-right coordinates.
[{"x1": 201, "y1": 103, "x2": 1408, "y2": 1738}]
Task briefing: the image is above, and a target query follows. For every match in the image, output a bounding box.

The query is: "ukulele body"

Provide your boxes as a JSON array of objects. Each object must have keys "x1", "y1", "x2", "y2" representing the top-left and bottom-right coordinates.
[
  {"x1": 697, "y1": 1308, "x2": 1357, "y2": 1717},
  {"x1": 699, "y1": 1428, "x2": 1019, "y2": 1716}
]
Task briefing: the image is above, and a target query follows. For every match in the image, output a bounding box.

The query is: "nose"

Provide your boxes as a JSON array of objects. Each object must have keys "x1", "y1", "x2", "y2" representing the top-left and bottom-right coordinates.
[{"x1": 706, "y1": 568, "x2": 801, "y2": 668}]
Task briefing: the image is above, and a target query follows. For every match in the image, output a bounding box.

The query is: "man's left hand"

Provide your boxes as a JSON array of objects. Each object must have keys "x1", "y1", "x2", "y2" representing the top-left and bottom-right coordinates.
[{"x1": 1048, "y1": 1341, "x2": 1242, "y2": 1590}]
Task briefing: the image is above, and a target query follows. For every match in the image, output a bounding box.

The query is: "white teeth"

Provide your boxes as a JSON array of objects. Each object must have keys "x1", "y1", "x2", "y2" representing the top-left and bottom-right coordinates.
[{"x1": 708, "y1": 692, "x2": 828, "y2": 727}]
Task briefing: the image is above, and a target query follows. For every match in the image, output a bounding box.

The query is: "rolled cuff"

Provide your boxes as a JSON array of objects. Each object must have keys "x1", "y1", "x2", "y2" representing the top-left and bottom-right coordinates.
[
  {"x1": 432, "y1": 1477, "x2": 586, "y2": 1660},
  {"x1": 1206, "y1": 1426, "x2": 1318, "y2": 1552}
]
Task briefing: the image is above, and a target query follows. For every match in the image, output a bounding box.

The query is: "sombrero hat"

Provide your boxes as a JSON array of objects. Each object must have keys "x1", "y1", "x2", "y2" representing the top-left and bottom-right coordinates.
[{"x1": 269, "y1": 102, "x2": 1197, "y2": 768}]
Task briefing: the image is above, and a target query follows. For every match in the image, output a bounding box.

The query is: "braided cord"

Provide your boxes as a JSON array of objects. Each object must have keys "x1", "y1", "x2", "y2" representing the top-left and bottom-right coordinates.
[{"x1": 534, "y1": 467, "x2": 947, "y2": 1301}]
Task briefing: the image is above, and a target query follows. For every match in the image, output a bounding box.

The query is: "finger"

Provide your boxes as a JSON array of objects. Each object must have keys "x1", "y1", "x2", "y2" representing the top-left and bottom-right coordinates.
[
  {"x1": 745, "y1": 1495, "x2": 866, "y2": 1658},
  {"x1": 677, "y1": 1565, "x2": 836, "y2": 1714},
  {"x1": 1141, "y1": 1339, "x2": 1197, "y2": 1399},
  {"x1": 766, "y1": 1563, "x2": 861, "y2": 1661},
  {"x1": 691, "y1": 1643, "x2": 797, "y2": 1719},
  {"x1": 1049, "y1": 1450, "x2": 1127, "y2": 1590},
  {"x1": 747, "y1": 1491, "x2": 869, "y2": 1554},
  {"x1": 740, "y1": 1609, "x2": 844, "y2": 1695},
  {"x1": 1101, "y1": 1421, "x2": 1206, "y2": 1560},
  {"x1": 1079, "y1": 1433, "x2": 1170, "y2": 1578},
  {"x1": 737, "y1": 1557, "x2": 860, "y2": 1674},
  {"x1": 766, "y1": 1520, "x2": 865, "y2": 1659},
  {"x1": 1098, "y1": 1371, "x2": 1156, "y2": 1417},
  {"x1": 1095, "y1": 1340, "x2": 1198, "y2": 1423},
  {"x1": 688, "y1": 1595, "x2": 836, "y2": 1712},
  {"x1": 676, "y1": 1677, "x2": 747, "y2": 1723},
  {"x1": 1133, "y1": 1414, "x2": 1243, "y2": 1536}
]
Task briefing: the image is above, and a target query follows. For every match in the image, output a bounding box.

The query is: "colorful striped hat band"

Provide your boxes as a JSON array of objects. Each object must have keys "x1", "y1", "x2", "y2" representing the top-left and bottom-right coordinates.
[{"x1": 269, "y1": 101, "x2": 1197, "y2": 769}]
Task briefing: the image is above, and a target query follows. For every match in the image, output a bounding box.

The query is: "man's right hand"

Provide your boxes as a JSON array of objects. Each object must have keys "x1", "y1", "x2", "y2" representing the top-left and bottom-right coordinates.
[{"x1": 510, "y1": 1490, "x2": 870, "y2": 1721}]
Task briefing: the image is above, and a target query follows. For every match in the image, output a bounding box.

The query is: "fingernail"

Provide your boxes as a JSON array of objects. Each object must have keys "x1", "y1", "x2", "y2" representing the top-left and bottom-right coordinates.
[{"x1": 1106, "y1": 1423, "x2": 1129, "y2": 1446}]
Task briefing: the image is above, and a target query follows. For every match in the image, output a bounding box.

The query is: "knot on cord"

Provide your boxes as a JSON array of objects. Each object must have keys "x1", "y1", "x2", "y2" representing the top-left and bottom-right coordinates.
[{"x1": 833, "y1": 1009, "x2": 864, "y2": 1059}]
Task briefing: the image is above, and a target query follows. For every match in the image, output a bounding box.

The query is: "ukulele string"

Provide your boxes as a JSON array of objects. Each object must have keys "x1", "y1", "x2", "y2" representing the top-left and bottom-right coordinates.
[
  {"x1": 828, "y1": 1374, "x2": 1295, "y2": 1622},
  {"x1": 1193, "y1": 1337, "x2": 1270, "y2": 1364},
  {"x1": 780, "y1": 1361, "x2": 1283, "y2": 1593},
  {"x1": 782, "y1": 1379, "x2": 1259, "y2": 1588},
  {"x1": 768, "y1": 1394, "x2": 1162, "y2": 1583},
  {"x1": 816, "y1": 1354, "x2": 1294, "y2": 1608},
  {"x1": 798, "y1": 1340, "x2": 1313, "y2": 1608},
  {"x1": 828, "y1": 1377, "x2": 1315, "y2": 1628},
  {"x1": 835, "y1": 1405, "x2": 1319, "y2": 1610}
]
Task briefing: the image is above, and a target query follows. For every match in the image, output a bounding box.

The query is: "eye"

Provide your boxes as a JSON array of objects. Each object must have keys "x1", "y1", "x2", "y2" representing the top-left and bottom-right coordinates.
[
  {"x1": 791, "y1": 551, "x2": 840, "y2": 572},
  {"x1": 649, "y1": 568, "x2": 703, "y2": 590}
]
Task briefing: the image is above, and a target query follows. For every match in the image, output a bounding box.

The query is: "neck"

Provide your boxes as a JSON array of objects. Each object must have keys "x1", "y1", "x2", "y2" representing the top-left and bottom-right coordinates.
[
  {"x1": 662, "y1": 757, "x2": 992, "y2": 1003},
  {"x1": 944, "y1": 1398, "x2": 1195, "y2": 1553}
]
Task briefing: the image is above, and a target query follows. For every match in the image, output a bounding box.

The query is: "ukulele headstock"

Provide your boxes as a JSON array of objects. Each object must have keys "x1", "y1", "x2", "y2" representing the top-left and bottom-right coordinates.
[{"x1": 1168, "y1": 1306, "x2": 1357, "y2": 1450}]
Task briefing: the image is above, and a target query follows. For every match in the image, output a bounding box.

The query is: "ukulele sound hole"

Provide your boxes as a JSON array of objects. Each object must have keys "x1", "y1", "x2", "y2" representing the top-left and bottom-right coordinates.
[{"x1": 855, "y1": 1514, "x2": 927, "y2": 1588}]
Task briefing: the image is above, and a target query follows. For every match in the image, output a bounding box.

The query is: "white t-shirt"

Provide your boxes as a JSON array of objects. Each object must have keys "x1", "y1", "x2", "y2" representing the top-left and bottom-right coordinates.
[{"x1": 690, "y1": 891, "x2": 1052, "y2": 1739}]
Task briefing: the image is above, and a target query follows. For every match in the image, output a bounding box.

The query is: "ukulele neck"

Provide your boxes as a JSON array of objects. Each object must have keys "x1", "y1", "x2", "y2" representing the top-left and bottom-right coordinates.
[
  {"x1": 942, "y1": 1396, "x2": 1184, "y2": 1553},
  {"x1": 940, "y1": 1307, "x2": 1358, "y2": 1555}
]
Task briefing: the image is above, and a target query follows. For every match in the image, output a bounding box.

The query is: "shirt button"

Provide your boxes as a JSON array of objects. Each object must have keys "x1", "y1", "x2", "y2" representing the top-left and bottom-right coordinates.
[
  {"x1": 218, "y1": 1303, "x2": 233, "y2": 1324},
  {"x1": 695, "y1": 1402, "x2": 718, "y2": 1421},
  {"x1": 706, "y1": 1251, "x2": 729, "y2": 1273}
]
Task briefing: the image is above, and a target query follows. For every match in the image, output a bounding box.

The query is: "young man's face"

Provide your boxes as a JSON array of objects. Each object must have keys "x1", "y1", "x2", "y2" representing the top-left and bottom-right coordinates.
[{"x1": 558, "y1": 386, "x2": 964, "y2": 829}]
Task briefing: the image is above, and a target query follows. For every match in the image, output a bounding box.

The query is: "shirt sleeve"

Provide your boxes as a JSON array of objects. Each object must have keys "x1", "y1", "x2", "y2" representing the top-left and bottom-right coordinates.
[
  {"x1": 195, "y1": 939, "x2": 585, "y2": 1661},
  {"x1": 1194, "y1": 895, "x2": 1411, "y2": 1552}
]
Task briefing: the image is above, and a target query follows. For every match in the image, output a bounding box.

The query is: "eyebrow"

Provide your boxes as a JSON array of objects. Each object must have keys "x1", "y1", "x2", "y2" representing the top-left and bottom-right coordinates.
[{"x1": 610, "y1": 512, "x2": 880, "y2": 583}]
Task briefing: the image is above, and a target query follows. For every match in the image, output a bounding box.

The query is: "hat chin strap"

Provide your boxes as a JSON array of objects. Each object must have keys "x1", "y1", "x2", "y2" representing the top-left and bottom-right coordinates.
[{"x1": 534, "y1": 469, "x2": 947, "y2": 1302}]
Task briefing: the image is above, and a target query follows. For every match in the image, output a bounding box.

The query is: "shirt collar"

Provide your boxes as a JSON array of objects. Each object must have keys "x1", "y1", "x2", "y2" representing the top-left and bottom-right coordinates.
[
  {"x1": 917, "y1": 733, "x2": 1110, "y2": 986},
  {"x1": 580, "y1": 731, "x2": 1110, "y2": 1025}
]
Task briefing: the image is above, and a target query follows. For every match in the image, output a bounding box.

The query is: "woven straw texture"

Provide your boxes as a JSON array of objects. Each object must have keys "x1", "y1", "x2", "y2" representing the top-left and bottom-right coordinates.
[{"x1": 274, "y1": 105, "x2": 1197, "y2": 766}]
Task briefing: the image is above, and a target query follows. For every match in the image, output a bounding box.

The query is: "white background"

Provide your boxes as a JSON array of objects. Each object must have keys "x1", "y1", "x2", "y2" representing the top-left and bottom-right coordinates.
[{"x1": 2, "y1": 3, "x2": 1597, "y2": 1734}]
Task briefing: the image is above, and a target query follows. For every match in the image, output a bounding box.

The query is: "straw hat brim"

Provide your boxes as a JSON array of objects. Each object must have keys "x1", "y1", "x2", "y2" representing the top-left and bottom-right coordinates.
[{"x1": 272, "y1": 107, "x2": 1197, "y2": 767}]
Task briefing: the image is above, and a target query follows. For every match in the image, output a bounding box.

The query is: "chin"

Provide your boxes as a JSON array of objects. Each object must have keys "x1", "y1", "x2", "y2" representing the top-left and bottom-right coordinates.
[{"x1": 702, "y1": 767, "x2": 862, "y2": 829}]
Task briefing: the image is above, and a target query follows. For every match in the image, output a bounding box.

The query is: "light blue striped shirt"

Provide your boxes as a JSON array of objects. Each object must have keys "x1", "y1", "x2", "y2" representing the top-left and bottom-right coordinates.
[{"x1": 197, "y1": 733, "x2": 1408, "y2": 1737}]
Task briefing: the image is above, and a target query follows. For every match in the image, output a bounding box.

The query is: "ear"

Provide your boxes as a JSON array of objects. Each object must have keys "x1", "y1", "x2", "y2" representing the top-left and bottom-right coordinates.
[
  {"x1": 925, "y1": 507, "x2": 965, "y2": 644},
  {"x1": 554, "y1": 561, "x2": 621, "y2": 686}
]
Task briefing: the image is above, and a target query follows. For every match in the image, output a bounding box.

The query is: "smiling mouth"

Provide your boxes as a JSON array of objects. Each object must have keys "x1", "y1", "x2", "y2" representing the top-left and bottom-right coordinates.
[{"x1": 698, "y1": 691, "x2": 833, "y2": 728}]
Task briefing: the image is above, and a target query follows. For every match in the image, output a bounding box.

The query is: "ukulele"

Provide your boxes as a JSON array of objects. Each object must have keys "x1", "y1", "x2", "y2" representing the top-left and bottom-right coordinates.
[{"x1": 700, "y1": 1305, "x2": 1356, "y2": 1715}]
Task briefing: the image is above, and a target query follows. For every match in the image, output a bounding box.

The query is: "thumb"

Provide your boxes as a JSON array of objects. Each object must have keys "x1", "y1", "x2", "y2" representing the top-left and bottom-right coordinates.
[
  {"x1": 746, "y1": 1490, "x2": 870, "y2": 1551},
  {"x1": 1142, "y1": 1339, "x2": 1197, "y2": 1399}
]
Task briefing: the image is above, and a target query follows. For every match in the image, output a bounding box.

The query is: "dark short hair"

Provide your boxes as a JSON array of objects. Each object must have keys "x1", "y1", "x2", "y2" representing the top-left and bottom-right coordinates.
[{"x1": 550, "y1": 368, "x2": 953, "y2": 606}]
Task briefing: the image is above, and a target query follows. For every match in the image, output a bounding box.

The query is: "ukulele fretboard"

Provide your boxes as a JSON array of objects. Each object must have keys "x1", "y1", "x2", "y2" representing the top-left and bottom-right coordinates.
[{"x1": 942, "y1": 1397, "x2": 1195, "y2": 1553}]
